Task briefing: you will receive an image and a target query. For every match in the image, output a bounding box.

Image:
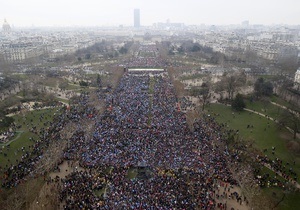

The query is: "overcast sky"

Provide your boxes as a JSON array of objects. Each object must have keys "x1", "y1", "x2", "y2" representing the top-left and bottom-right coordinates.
[{"x1": 1, "y1": 0, "x2": 299, "y2": 27}]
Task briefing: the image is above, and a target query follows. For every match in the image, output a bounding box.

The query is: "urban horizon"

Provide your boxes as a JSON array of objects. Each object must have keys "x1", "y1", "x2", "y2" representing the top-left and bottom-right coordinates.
[
  {"x1": 2, "y1": 19, "x2": 300, "y2": 29},
  {"x1": 1, "y1": 0, "x2": 299, "y2": 27}
]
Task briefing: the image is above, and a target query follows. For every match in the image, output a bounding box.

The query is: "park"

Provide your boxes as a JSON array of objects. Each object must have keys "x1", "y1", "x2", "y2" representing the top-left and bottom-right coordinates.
[{"x1": 0, "y1": 40, "x2": 299, "y2": 210}]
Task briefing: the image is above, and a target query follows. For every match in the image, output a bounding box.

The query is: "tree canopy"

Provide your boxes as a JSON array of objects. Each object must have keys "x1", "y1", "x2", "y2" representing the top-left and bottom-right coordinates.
[
  {"x1": 214, "y1": 73, "x2": 246, "y2": 101},
  {"x1": 79, "y1": 80, "x2": 89, "y2": 87},
  {"x1": 278, "y1": 109, "x2": 300, "y2": 139},
  {"x1": 231, "y1": 93, "x2": 246, "y2": 111},
  {"x1": 254, "y1": 77, "x2": 274, "y2": 98},
  {"x1": 0, "y1": 116, "x2": 14, "y2": 129}
]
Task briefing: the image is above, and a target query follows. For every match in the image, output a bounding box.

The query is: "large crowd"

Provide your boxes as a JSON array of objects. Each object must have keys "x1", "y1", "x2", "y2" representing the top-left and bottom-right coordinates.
[
  {"x1": 1, "y1": 44, "x2": 255, "y2": 209},
  {"x1": 60, "y1": 54, "x2": 240, "y2": 209},
  {"x1": 123, "y1": 44, "x2": 168, "y2": 68},
  {"x1": 0, "y1": 92, "x2": 97, "y2": 188}
]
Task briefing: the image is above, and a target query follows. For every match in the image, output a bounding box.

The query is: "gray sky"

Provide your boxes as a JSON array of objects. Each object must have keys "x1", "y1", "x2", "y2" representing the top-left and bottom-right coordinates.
[{"x1": 1, "y1": 0, "x2": 299, "y2": 27}]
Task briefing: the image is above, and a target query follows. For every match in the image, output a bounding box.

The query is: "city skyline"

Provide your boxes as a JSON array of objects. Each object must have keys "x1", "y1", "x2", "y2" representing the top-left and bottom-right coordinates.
[{"x1": 1, "y1": 0, "x2": 300, "y2": 27}]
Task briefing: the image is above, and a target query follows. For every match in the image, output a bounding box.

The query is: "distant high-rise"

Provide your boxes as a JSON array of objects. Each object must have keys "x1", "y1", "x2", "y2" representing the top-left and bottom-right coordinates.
[{"x1": 134, "y1": 9, "x2": 140, "y2": 28}]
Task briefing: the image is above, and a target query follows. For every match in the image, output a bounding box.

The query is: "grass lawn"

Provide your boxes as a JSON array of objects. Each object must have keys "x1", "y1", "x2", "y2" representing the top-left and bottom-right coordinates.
[
  {"x1": 0, "y1": 131, "x2": 38, "y2": 167},
  {"x1": 66, "y1": 83, "x2": 95, "y2": 93},
  {"x1": 127, "y1": 168, "x2": 138, "y2": 179},
  {"x1": 206, "y1": 104, "x2": 296, "y2": 159},
  {"x1": 58, "y1": 98, "x2": 69, "y2": 104},
  {"x1": 40, "y1": 77, "x2": 63, "y2": 88},
  {"x1": 205, "y1": 103, "x2": 300, "y2": 210},
  {"x1": 0, "y1": 108, "x2": 60, "y2": 169},
  {"x1": 245, "y1": 96, "x2": 298, "y2": 121},
  {"x1": 180, "y1": 73, "x2": 205, "y2": 81},
  {"x1": 11, "y1": 73, "x2": 28, "y2": 79},
  {"x1": 13, "y1": 108, "x2": 58, "y2": 130},
  {"x1": 245, "y1": 99, "x2": 283, "y2": 120},
  {"x1": 263, "y1": 187, "x2": 300, "y2": 210},
  {"x1": 270, "y1": 95, "x2": 292, "y2": 109},
  {"x1": 259, "y1": 166, "x2": 287, "y2": 183},
  {"x1": 66, "y1": 83, "x2": 83, "y2": 90}
]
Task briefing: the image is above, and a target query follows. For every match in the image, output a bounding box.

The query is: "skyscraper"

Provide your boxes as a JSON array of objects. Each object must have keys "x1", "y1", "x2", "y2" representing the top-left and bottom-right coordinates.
[{"x1": 134, "y1": 9, "x2": 140, "y2": 28}]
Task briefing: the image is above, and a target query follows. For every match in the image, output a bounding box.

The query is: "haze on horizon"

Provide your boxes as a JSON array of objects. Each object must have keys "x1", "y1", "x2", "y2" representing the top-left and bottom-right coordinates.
[{"x1": 1, "y1": 0, "x2": 299, "y2": 27}]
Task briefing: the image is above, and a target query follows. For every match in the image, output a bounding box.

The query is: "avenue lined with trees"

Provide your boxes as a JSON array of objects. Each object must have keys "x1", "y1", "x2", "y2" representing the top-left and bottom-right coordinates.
[{"x1": 0, "y1": 38, "x2": 299, "y2": 209}]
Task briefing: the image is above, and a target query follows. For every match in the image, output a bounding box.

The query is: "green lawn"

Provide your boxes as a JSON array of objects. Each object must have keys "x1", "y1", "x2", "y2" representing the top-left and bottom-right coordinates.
[
  {"x1": 41, "y1": 77, "x2": 63, "y2": 88},
  {"x1": 66, "y1": 83, "x2": 83, "y2": 90},
  {"x1": 207, "y1": 103, "x2": 295, "y2": 159},
  {"x1": 58, "y1": 98, "x2": 69, "y2": 104},
  {"x1": 0, "y1": 108, "x2": 60, "y2": 169},
  {"x1": 245, "y1": 99, "x2": 283, "y2": 121},
  {"x1": 180, "y1": 73, "x2": 205, "y2": 81},
  {"x1": 263, "y1": 187, "x2": 300, "y2": 210},
  {"x1": 13, "y1": 108, "x2": 58, "y2": 130},
  {"x1": 206, "y1": 103, "x2": 300, "y2": 210},
  {"x1": 270, "y1": 95, "x2": 292, "y2": 109},
  {"x1": 208, "y1": 103, "x2": 300, "y2": 175},
  {"x1": 11, "y1": 73, "x2": 29, "y2": 81},
  {"x1": 259, "y1": 166, "x2": 287, "y2": 183},
  {"x1": 127, "y1": 168, "x2": 138, "y2": 179},
  {"x1": 245, "y1": 96, "x2": 298, "y2": 119},
  {"x1": 0, "y1": 132, "x2": 38, "y2": 167}
]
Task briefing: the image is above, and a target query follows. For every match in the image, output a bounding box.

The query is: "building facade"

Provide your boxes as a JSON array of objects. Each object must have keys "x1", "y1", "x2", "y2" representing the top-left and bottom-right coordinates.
[
  {"x1": 134, "y1": 9, "x2": 140, "y2": 28},
  {"x1": 2, "y1": 19, "x2": 11, "y2": 34},
  {"x1": 294, "y1": 68, "x2": 300, "y2": 90}
]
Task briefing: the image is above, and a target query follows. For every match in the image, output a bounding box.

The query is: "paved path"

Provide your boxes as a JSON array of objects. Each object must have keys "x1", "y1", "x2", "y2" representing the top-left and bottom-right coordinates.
[
  {"x1": 0, "y1": 131, "x2": 24, "y2": 146},
  {"x1": 244, "y1": 107, "x2": 299, "y2": 138},
  {"x1": 270, "y1": 101, "x2": 300, "y2": 118},
  {"x1": 262, "y1": 162, "x2": 300, "y2": 189}
]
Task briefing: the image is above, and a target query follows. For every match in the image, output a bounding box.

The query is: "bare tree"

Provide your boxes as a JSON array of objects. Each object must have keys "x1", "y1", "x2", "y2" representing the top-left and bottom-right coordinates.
[
  {"x1": 278, "y1": 109, "x2": 300, "y2": 139},
  {"x1": 173, "y1": 80, "x2": 186, "y2": 98},
  {"x1": 186, "y1": 109, "x2": 200, "y2": 131},
  {"x1": 226, "y1": 75, "x2": 238, "y2": 100},
  {"x1": 214, "y1": 72, "x2": 246, "y2": 101},
  {"x1": 34, "y1": 140, "x2": 67, "y2": 175},
  {"x1": 190, "y1": 82, "x2": 211, "y2": 111},
  {"x1": 228, "y1": 156, "x2": 275, "y2": 210}
]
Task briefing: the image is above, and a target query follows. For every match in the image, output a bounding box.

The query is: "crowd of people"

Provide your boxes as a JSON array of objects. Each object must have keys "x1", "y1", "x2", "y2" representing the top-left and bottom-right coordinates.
[
  {"x1": 254, "y1": 154, "x2": 298, "y2": 187},
  {"x1": 1, "y1": 43, "x2": 253, "y2": 209},
  {"x1": 123, "y1": 44, "x2": 168, "y2": 68},
  {"x1": 0, "y1": 92, "x2": 97, "y2": 188},
  {"x1": 0, "y1": 130, "x2": 15, "y2": 144},
  {"x1": 59, "y1": 53, "x2": 241, "y2": 209}
]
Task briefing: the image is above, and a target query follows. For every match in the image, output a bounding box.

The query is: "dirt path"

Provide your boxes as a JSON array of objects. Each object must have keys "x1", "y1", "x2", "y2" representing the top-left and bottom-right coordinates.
[
  {"x1": 0, "y1": 131, "x2": 24, "y2": 146},
  {"x1": 215, "y1": 184, "x2": 250, "y2": 210},
  {"x1": 49, "y1": 160, "x2": 84, "y2": 180},
  {"x1": 30, "y1": 161, "x2": 85, "y2": 210}
]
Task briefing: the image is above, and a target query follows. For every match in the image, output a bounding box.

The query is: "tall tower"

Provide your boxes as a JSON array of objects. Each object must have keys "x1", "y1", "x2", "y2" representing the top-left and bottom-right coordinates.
[{"x1": 134, "y1": 9, "x2": 140, "y2": 28}]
